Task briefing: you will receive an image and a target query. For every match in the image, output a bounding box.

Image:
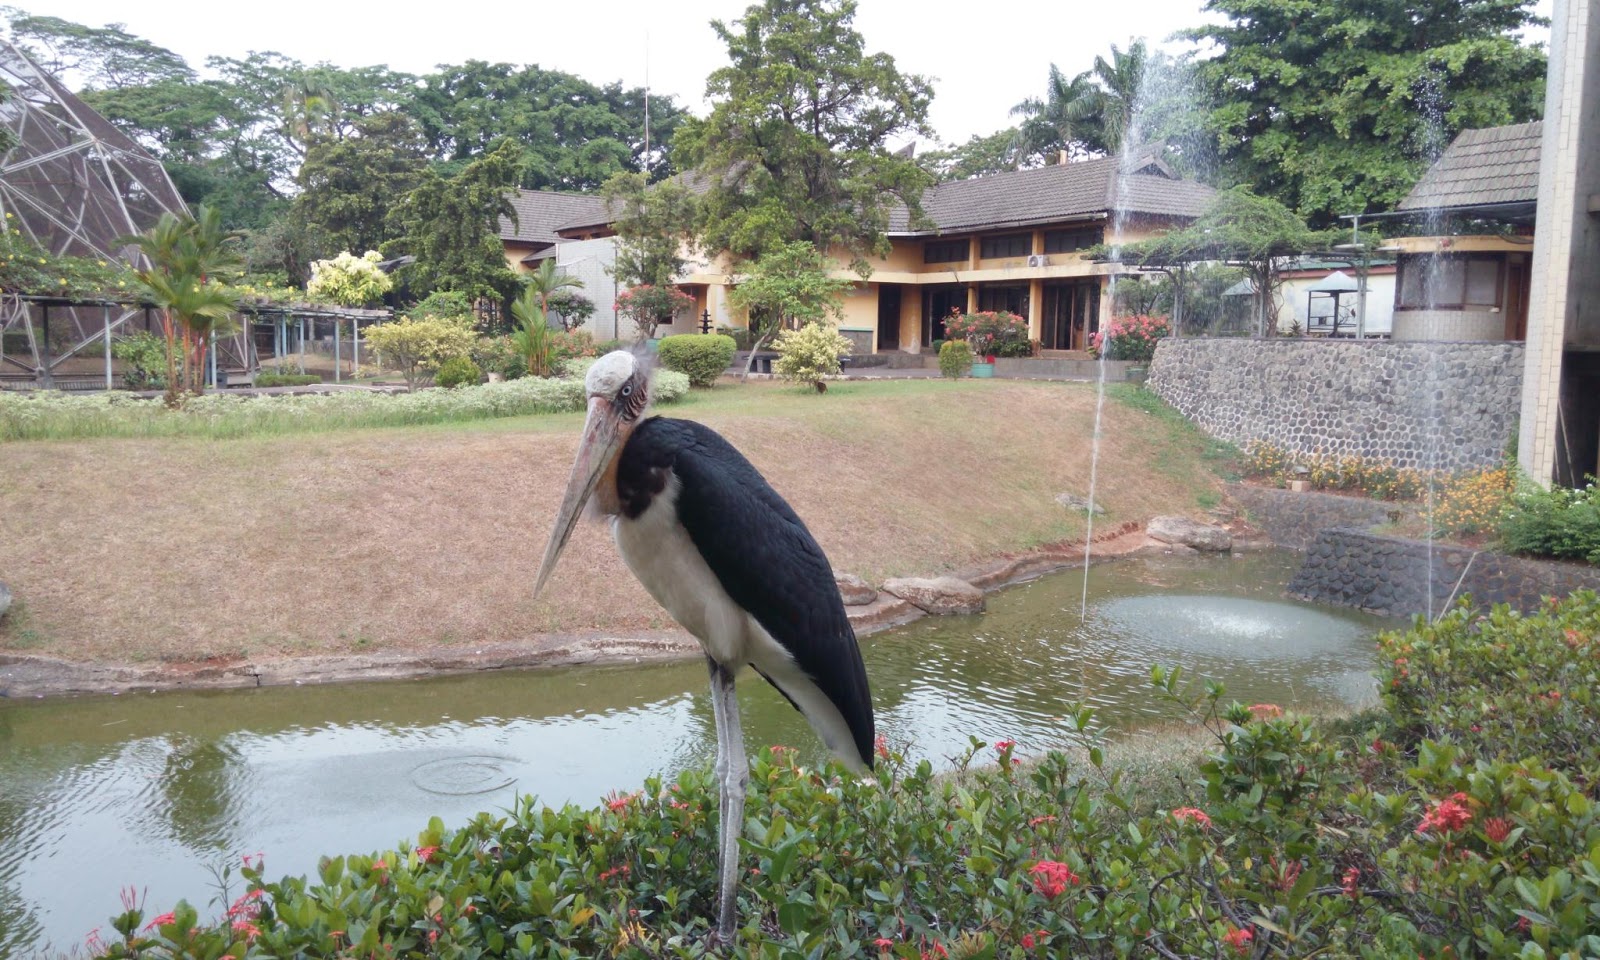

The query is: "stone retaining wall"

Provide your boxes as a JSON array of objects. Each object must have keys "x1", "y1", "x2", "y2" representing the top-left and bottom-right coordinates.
[
  {"x1": 1148, "y1": 338, "x2": 1523, "y2": 472},
  {"x1": 1229, "y1": 484, "x2": 1412, "y2": 550},
  {"x1": 1287, "y1": 528, "x2": 1600, "y2": 616}
]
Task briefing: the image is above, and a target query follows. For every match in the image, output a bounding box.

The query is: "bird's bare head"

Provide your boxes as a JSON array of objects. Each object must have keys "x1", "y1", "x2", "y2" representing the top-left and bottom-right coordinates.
[{"x1": 535, "y1": 349, "x2": 653, "y2": 597}]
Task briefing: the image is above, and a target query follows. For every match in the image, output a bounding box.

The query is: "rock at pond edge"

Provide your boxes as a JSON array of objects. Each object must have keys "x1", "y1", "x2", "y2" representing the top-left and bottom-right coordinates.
[
  {"x1": 881, "y1": 576, "x2": 985, "y2": 615},
  {"x1": 835, "y1": 573, "x2": 878, "y2": 606}
]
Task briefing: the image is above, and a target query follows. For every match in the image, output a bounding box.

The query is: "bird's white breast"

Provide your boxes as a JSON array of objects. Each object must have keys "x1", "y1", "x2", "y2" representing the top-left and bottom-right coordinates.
[{"x1": 611, "y1": 473, "x2": 756, "y2": 668}]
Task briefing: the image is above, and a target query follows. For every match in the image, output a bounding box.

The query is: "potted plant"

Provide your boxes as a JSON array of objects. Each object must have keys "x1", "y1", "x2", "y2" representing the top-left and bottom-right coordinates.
[{"x1": 943, "y1": 309, "x2": 1028, "y2": 378}]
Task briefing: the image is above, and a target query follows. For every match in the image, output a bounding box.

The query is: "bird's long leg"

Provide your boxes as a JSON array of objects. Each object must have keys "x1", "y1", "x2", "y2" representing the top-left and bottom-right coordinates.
[{"x1": 708, "y1": 659, "x2": 747, "y2": 943}]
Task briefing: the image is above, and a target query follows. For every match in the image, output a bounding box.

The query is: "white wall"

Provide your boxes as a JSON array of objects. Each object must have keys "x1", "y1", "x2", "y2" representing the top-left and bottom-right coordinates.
[
  {"x1": 552, "y1": 238, "x2": 622, "y2": 340},
  {"x1": 1274, "y1": 274, "x2": 1395, "y2": 336}
]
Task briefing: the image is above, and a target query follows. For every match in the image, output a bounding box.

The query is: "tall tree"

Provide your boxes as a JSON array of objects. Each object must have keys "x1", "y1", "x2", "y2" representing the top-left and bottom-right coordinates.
[
  {"x1": 293, "y1": 112, "x2": 427, "y2": 258},
  {"x1": 1010, "y1": 64, "x2": 1102, "y2": 162},
  {"x1": 602, "y1": 171, "x2": 699, "y2": 289},
  {"x1": 384, "y1": 138, "x2": 522, "y2": 305},
  {"x1": 919, "y1": 129, "x2": 1026, "y2": 182},
  {"x1": 727, "y1": 239, "x2": 852, "y2": 378},
  {"x1": 674, "y1": 0, "x2": 934, "y2": 273},
  {"x1": 1187, "y1": 0, "x2": 1547, "y2": 226},
  {"x1": 4, "y1": 10, "x2": 192, "y2": 88}
]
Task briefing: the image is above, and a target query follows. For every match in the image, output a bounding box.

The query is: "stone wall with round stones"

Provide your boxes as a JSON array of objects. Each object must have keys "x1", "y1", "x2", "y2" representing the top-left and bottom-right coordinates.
[
  {"x1": 1147, "y1": 338, "x2": 1524, "y2": 472},
  {"x1": 1286, "y1": 528, "x2": 1600, "y2": 617}
]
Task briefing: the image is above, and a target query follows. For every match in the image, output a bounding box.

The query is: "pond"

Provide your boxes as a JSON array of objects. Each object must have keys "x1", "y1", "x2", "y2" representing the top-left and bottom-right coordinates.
[{"x1": 0, "y1": 550, "x2": 1394, "y2": 956}]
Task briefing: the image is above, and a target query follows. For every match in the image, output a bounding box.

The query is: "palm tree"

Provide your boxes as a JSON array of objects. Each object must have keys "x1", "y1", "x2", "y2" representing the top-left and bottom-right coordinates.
[
  {"x1": 121, "y1": 205, "x2": 243, "y2": 397},
  {"x1": 1010, "y1": 65, "x2": 1101, "y2": 162},
  {"x1": 525, "y1": 259, "x2": 584, "y2": 318},
  {"x1": 1082, "y1": 41, "x2": 1150, "y2": 156},
  {"x1": 509, "y1": 287, "x2": 556, "y2": 377}
]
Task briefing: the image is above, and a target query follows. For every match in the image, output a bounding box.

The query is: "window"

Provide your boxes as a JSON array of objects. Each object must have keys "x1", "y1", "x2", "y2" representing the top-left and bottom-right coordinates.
[
  {"x1": 980, "y1": 233, "x2": 1031, "y2": 259},
  {"x1": 923, "y1": 239, "x2": 967, "y2": 264},
  {"x1": 1398, "y1": 255, "x2": 1503, "y2": 309},
  {"x1": 1044, "y1": 227, "x2": 1103, "y2": 254},
  {"x1": 978, "y1": 285, "x2": 1029, "y2": 315}
]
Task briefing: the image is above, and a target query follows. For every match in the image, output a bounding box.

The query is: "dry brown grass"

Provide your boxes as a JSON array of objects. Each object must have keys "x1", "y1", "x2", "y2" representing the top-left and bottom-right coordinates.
[{"x1": 0, "y1": 379, "x2": 1225, "y2": 663}]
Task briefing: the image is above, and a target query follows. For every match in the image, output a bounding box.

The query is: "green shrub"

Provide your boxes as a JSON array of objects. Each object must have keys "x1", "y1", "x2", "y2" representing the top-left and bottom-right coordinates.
[
  {"x1": 938, "y1": 339, "x2": 973, "y2": 378},
  {"x1": 1501, "y1": 480, "x2": 1600, "y2": 563},
  {"x1": 254, "y1": 372, "x2": 321, "y2": 388},
  {"x1": 657, "y1": 334, "x2": 736, "y2": 387},
  {"x1": 772, "y1": 323, "x2": 853, "y2": 391},
  {"x1": 717, "y1": 325, "x2": 754, "y2": 351},
  {"x1": 111, "y1": 331, "x2": 169, "y2": 390},
  {"x1": 594, "y1": 339, "x2": 625, "y2": 355},
  {"x1": 407, "y1": 290, "x2": 473, "y2": 323},
  {"x1": 434, "y1": 356, "x2": 481, "y2": 389}
]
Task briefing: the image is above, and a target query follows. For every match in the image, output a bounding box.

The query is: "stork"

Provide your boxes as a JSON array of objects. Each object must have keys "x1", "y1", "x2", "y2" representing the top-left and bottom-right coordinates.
[{"x1": 534, "y1": 350, "x2": 875, "y2": 942}]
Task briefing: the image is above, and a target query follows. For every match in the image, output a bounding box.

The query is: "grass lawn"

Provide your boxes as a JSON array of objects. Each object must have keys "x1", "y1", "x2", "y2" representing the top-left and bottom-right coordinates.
[{"x1": 0, "y1": 379, "x2": 1232, "y2": 663}]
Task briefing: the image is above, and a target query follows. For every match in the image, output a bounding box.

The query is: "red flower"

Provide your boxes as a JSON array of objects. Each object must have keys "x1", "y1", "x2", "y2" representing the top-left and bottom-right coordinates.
[
  {"x1": 993, "y1": 739, "x2": 1016, "y2": 752},
  {"x1": 1223, "y1": 924, "x2": 1253, "y2": 954},
  {"x1": 231, "y1": 920, "x2": 262, "y2": 941},
  {"x1": 874, "y1": 734, "x2": 890, "y2": 759},
  {"x1": 1341, "y1": 867, "x2": 1361, "y2": 899},
  {"x1": 415, "y1": 845, "x2": 439, "y2": 863},
  {"x1": 1028, "y1": 815, "x2": 1058, "y2": 827},
  {"x1": 143, "y1": 912, "x2": 176, "y2": 930},
  {"x1": 1247, "y1": 703, "x2": 1283, "y2": 720},
  {"x1": 227, "y1": 889, "x2": 263, "y2": 920},
  {"x1": 1171, "y1": 807, "x2": 1212, "y2": 828},
  {"x1": 1484, "y1": 817, "x2": 1513, "y2": 843},
  {"x1": 1417, "y1": 796, "x2": 1473, "y2": 835},
  {"x1": 873, "y1": 937, "x2": 894, "y2": 950},
  {"x1": 1021, "y1": 933, "x2": 1036, "y2": 949},
  {"x1": 1029, "y1": 859, "x2": 1080, "y2": 898}
]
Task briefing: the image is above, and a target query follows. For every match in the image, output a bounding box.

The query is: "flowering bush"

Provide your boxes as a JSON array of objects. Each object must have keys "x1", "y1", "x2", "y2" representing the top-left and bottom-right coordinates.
[
  {"x1": 0, "y1": 222, "x2": 136, "y2": 298},
  {"x1": 1433, "y1": 464, "x2": 1514, "y2": 536},
  {"x1": 305, "y1": 251, "x2": 392, "y2": 307},
  {"x1": 1242, "y1": 441, "x2": 1429, "y2": 501},
  {"x1": 942, "y1": 310, "x2": 1029, "y2": 358},
  {"x1": 772, "y1": 322, "x2": 854, "y2": 391},
  {"x1": 1089, "y1": 313, "x2": 1170, "y2": 362},
  {"x1": 614, "y1": 284, "x2": 696, "y2": 340}
]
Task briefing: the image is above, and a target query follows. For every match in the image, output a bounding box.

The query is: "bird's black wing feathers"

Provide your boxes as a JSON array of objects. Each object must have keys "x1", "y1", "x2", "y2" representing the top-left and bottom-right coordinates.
[{"x1": 629, "y1": 416, "x2": 875, "y2": 768}]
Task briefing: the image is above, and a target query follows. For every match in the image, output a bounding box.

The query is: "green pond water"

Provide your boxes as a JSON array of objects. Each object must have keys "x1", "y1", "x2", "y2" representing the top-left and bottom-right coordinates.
[{"x1": 0, "y1": 550, "x2": 1394, "y2": 956}]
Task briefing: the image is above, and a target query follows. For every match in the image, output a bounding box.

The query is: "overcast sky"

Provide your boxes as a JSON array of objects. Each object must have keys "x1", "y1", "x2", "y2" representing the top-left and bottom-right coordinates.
[{"x1": 41, "y1": 0, "x2": 1554, "y2": 148}]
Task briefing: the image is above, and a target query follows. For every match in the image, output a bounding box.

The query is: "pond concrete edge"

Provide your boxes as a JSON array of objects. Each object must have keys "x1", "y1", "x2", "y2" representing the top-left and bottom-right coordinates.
[{"x1": 0, "y1": 522, "x2": 1166, "y2": 700}]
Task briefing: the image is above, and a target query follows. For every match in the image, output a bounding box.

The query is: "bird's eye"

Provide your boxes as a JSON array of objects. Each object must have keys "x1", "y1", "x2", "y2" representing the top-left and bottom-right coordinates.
[{"x1": 620, "y1": 382, "x2": 634, "y2": 398}]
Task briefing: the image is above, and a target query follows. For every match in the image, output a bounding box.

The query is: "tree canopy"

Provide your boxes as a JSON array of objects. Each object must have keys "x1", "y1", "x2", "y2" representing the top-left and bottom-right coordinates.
[
  {"x1": 673, "y1": 0, "x2": 934, "y2": 272},
  {"x1": 1186, "y1": 0, "x2": 1547, "y2": 226}
]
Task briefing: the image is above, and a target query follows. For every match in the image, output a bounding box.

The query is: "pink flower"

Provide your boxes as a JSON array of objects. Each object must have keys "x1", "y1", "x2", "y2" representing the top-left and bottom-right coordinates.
[
  {"x1": 1028, "y1": 815, "x2": 1058, "y2": 827},
  {"x1": 993, "y1": 739, "x2": 1016, "y2": 752},
  {"x1": 1171, "y1": 807, "x2": 1212, "y2": 828},
  {"x1": 1247, "y1": 703, "x2": 1283, "y2": 720},
  {"x1": 1341, "y1": 866, "x2": 1361, "y2": 899},
  {"x1": 227, "y1": 889, "x2": 263, "y2": 920},
  {"x1": 1029, "y1": 859, "x2": 1080, "y2": 898},
  {"x1": 143, "y1": 912, "x2": 176, "y2": 931},
  {"x1": 231, "y1": 920, "x2": 261, "y2": 941},
  {"x1": 1417, "y1": 795, "x2": 1473, "y2": 835},
  {"x1": 415, "y1": 845, "x2": 439, "y2": 863},
  {"x1": 1484, "y1": 817, "x2": 1513, "y2": 843},
  {"x1": 873, "y1": 937, "x2": 895, "y2": 950}
]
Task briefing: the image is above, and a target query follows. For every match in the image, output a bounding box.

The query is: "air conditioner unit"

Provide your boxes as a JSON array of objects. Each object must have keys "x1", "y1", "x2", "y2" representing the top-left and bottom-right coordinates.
[{"x1": 1026, "y1": 254, "x2": 1050, "y2": 267}]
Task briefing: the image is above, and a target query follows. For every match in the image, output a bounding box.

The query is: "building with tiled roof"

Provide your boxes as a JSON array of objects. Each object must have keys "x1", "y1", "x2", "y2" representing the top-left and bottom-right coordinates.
[
  {"x1": 1379, "y1": 121, "x2": 1541, "y2": 343},
  {"x1": 506, "y1": 150, "x2": 1217, "y2": 353}
]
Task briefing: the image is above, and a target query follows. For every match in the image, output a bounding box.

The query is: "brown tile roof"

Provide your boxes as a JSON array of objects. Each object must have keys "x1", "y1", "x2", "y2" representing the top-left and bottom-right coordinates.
[
  {"x1": 498, "y1": 190, "x2": 609, "y2": 242},
  {"x1": 1398, "y1": 121, "x2": 1542, "y2": 211},
  {"x1": 893, "y1": 151, "x2": 1216, "y2": 234}
]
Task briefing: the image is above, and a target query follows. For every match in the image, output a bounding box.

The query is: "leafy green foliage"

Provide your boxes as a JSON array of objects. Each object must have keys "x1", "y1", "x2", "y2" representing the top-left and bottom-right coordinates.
[
  {"x1": 917, "y1": 129, "x2": 1024, "y2": 182},
  {"x1": 362, "y1": 316, "x2": 475, "y2": 391},
  {"x1": 433, "y1": 356, "x2": 482, "y2": 389},
  {"x1": 1500, "y1": 481, "x2": 1600, "y2": 564},
  {"x1": 773, "y1": 322, "x2": 854, "y2": 390},
  {"x1": 407, "y1": 291, "x2": 475, "y2": 323},
  {"x1": 291, "y1": 112, "x2": 427, "y2": 259},
  {"x1": 545, "y1": 290, "x2": 595, "y2": 332},
  {"x1": 110, "y1": 332, "x2": 168, "y2": 390},
  {"x1": 602, "y1": 171, "x2": 700, "y2": 291},
  {"x1": 509, "y1": 288, "x2": 558, "y2": 378},
  {"x1": 0, "y1": 369, "x2": 689, "y2": 441},
  {"x1": 0, "y1": 224, "x2": 136, "y2": 298},
  {"x1": 674, "y1": 0, "x2": 934, "y2": 271},
  {"x1": 1187, "y1": 0, "x2": 1547, "y2": 226},
  {"x1": 305, "y1": 251, "x2": 392, "y2": 307},
  {"x1": 86, "y1": 593, "x2": 1600, "y2": 959},
  {"x1": 726, "y1": 240, "x2": 852, "y2": 369},
  {"x1": 938, "y1": 339, "x2": 974, "y2": 378},
  {"x1": 122, "y1": 205, "x2": 244, "y2": 398},
  {"x1": 253, "y1": 372, "x2": 320, "y2": 388},
  {"x1": 657, "y1": 335, "x2": 736, "y2": 388},
  {"x1": 943, "y1": 310, "x2": 1029, "y2": 359},
  {"x1": 384, "y1": 139, "x2": 522, "y2": 303}
]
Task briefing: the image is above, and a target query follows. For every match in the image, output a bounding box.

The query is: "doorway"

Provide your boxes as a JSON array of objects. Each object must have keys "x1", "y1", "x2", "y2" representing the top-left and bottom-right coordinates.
[
  {"x1": 1041, "y1": 280, "x2": 1101, "y2": 351},
  {"x1": 923, "y1": 284, "x2": 965, "y2": 345},
  {"x1": 877, "y1": 284, "x2": 901, "y2": 352}
]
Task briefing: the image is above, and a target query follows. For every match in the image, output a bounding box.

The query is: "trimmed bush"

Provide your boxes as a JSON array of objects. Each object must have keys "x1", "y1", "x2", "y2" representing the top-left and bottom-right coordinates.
[
  {"x1": 433, "y1": 356, "x2": 482, "y2": 389},
  {"x1": 1501, "y1": 480, "x2": 1600, "y2": 563},
  {"x1": 938, "y1": 339, "x2": 974, "y2": 378},
  {"x1": 254, "y1": 373, "x2": 321, "y2": 388},
  {"x1": 657, "y1": 334, "x2": 736, "y2": 388},
  {"x1": 773, "y1": 323, "x2": 853, "y2": 392}
]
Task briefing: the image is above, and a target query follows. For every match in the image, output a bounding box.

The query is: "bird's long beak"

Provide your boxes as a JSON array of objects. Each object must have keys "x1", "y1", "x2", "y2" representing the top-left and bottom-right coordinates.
[{"x1": 534, "y1": 396, "x2": 625, "y2": 597}]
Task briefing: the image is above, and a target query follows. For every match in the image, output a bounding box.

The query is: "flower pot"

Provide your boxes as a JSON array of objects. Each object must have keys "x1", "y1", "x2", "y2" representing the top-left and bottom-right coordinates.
[
  {"x1": 970, "y1": 361, "x2": 995, "y2": 378},
  {"x1": 1125, "y1": 364, "x2": 1148, "y2": 384}
]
